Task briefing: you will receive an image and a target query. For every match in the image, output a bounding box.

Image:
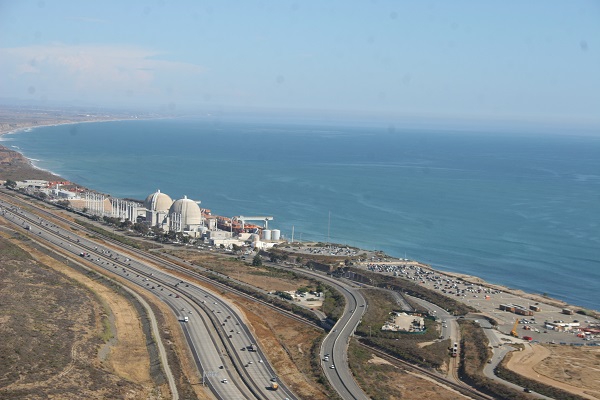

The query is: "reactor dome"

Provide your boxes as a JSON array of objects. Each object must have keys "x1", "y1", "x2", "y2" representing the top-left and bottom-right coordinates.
[
  {"x1": 169, "y1": 196, "x2": 202, "y2": 231},
  {"x1": 144, "y1": 189, "x2": 173, "y2": 212}
]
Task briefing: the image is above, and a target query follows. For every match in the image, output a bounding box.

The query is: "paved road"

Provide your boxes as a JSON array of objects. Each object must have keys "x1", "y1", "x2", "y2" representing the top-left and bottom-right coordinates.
[
  {"x1": 481, "y1": 329, "x2": 554, "y2": 400},
  {"x1": 0, "y1": 195, "x2": 296, "y2": 400},
  {"x1": 408, "y1": 290, "x2": 553, "y2": 399},
  {"x1": 289, "y1": 268, "x2": 370, "y2": 400}
]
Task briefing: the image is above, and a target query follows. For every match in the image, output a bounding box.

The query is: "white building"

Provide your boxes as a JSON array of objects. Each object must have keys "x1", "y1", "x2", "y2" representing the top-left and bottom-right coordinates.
[
  {"x1": 168, "y1": 196, "x2": 204, "y2": 236},
  {"x1": 144, "y1": 189, "x2": 173, "y2": 230}
]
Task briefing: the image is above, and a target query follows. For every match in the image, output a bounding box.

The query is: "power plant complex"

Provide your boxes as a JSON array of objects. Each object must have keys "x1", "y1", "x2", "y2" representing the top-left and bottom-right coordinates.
[{"x1": 10, "y1": 180, "x2": 280, "y2": 249}]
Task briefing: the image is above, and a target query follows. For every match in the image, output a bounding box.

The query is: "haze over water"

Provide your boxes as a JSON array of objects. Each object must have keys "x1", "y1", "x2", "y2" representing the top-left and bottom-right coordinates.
[{"x1": 5, "y1": 118, "x2": 600, "y2": 310}]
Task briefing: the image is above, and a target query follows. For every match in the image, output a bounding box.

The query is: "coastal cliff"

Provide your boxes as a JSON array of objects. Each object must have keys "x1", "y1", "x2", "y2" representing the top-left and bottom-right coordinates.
[{"x1": 0, "y1": 145, "x2": 62, "y2": 181}]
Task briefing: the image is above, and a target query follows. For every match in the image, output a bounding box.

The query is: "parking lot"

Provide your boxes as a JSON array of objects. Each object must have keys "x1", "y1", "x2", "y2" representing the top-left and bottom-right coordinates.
[{"x1": 361, "y1": 261, "x2": 599, "y2": 346}]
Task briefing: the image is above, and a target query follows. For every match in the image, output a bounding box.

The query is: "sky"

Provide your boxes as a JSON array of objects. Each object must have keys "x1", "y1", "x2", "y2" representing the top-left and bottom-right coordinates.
[{"x1": 0, "y1": 0, "x2": 599, "y2": 126}]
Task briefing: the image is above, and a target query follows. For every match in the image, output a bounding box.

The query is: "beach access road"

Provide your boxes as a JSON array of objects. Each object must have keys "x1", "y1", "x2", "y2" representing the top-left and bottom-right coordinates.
[
  {"x1": 403, "y1": 295, "x2": 464, "y2": 385},
  {"x1": 481, "y1": 338, "x2": 555, "y2": 400}
]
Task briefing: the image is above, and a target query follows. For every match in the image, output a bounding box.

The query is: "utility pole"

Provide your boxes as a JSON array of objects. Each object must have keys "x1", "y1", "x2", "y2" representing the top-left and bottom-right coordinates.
[{"x1": 327, "y1": 211, "x2": 331, "y2": 243}]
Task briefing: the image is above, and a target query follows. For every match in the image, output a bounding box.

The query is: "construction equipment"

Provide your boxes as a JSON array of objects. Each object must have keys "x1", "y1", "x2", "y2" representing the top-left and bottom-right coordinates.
[{"x1": 510, "y1": 319, "x2": 520, "y2": 337}]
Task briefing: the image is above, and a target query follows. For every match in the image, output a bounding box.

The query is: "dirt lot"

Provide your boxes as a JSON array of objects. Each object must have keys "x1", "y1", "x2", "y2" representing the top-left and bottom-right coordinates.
[
  {"x1": 0, "y1": 231, "x2": 165, "y2": 399},
  {"x1": 506, "y1": 343, "x2": 600, "y2": 399}
]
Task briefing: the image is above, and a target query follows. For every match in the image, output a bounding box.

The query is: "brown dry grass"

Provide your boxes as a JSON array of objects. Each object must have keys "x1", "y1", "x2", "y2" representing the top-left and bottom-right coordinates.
[
  {"x1": 506, "y1": 344, "x2": 600, "y2": 399},
  {"x1": 165, "y1": 250, "x2": 313, "y2": 292},
  {"x1": 17, "y1": 236, "x2": 154, "y2": 384},
  {"x1": 349, "y1": 341, "x2": 469, "y2": 400},
  {"x1": 0, "y1": 231, "x2": 162, "y2": 399}
]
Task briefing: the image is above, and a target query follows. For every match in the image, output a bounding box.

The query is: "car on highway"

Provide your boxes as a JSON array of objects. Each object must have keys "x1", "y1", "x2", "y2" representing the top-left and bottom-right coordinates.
[{"x1": 330, "y1": 365, "x2": 335, "y2": 369}]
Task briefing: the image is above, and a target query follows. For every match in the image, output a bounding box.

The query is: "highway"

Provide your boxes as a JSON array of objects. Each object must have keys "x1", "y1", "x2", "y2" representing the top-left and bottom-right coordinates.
[
  {"x1": 3, "y1": 190, "x2": 536, "y2": 400},
  {"x1": 0, "y1": 192, "x2": 297, "y2": 400},
  {"x1": 287, "y1": 268, "x2": 370, "y2": 400}
]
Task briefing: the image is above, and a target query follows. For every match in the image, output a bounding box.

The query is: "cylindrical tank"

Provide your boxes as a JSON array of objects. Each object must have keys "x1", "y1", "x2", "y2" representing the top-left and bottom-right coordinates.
[
  {"x1": 262, "y1": 229, "x2": 272, "y2": 241},
  {"x1": 250, "y1": 233, "x2": 260, "y2": 242},
  {"x1": 271, "y1": 229, "x2": 281, "y2": 241}
]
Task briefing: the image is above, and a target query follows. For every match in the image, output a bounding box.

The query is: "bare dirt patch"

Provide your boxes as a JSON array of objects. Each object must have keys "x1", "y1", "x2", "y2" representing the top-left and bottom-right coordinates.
[
  {"x1": 534, "y1": 345, "x2": 600, "y2": 398},
  {"x1": 506, "y1": 343, "x2": 600, "y2": 399}
]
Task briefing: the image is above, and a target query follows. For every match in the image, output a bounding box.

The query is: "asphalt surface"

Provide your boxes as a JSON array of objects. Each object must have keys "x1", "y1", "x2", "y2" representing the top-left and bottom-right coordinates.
[
  {"x1": 292, "y1": 269, "x2": 370, "y2": 400},
  {"x1": 0, "y1": 195, "x2": 296, "y2": 400}
]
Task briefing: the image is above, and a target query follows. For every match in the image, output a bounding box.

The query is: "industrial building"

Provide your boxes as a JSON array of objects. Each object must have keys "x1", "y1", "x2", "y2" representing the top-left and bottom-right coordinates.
[
  {"x1": 66, "y1": 187, "x2": 282, "y2": 247},
  {"x1": 143, "y1": 190, "x2": 205, "y2": 237},
  {"x1": 141, "y1": 190, "x2": 281, "y2": 247},
  {"x1": 144, "y1": 189, "x2": 172, "y2": 230},
  {"x1": 499, "y1": 303, "x2": 534, "y2": 316}
]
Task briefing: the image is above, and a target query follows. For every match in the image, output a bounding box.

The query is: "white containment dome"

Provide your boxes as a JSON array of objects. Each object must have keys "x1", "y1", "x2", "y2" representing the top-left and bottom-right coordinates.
[
  {"x1": 144, "y1": 189, "x2": 173, "y2": 212},
  {"x1": 169, "y1": 196, "x2": 202, "y2": 232}
]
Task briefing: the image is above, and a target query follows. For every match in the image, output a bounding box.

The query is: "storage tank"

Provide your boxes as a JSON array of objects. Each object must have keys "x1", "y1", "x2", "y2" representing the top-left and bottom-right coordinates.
[
  {"x1": 271, "y1": 229, "x2": 281, "y2": 241},
  {"x1": 262, "y1": 229, "x2": 272, "y2": 241}
]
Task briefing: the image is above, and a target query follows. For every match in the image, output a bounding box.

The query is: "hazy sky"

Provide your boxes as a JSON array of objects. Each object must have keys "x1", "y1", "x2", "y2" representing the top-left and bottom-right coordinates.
[{"x1": 1, "y1": 1, "x2": 599, "y2": 125}]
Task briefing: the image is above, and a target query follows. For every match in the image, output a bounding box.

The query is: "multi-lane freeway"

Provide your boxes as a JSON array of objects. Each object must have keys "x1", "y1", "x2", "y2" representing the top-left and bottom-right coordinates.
[
  {"x1": 0, "y1": 192, "x2": 297, "y2": 400},
  {"x1": 2, "y1": 189, "x2": 518, "y2": 400}
]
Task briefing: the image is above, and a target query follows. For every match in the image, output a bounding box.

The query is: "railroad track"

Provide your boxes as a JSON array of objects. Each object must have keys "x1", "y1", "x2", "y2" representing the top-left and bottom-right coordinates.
[
  {"x1": 2, "y1": 191, "x2": 497, "y2": 400},
  {"x1": 358, "y1": 342, "x2": 494, "y2": 400},
  {"x1": 0, "y1": 192, "x2": 299, "y2": 400},
  {"x1": 3, "y1": 191, "x2": 323, "y2": 331}
]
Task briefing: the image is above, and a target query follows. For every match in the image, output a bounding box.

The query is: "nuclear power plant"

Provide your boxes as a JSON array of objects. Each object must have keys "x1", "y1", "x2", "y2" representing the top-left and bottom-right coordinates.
[
  {"x1": 144, "y1": 190, "x2": 204, "y2": 236},
  {"x1": 80, "y1": 188, "x2": 279, "y2": 250}
]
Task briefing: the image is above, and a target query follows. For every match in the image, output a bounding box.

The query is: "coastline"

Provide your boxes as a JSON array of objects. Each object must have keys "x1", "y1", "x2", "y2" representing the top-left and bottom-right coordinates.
[
  {"x1": 0, "y1": 116, "x2": 148, "y2": 138},
  {"x1": 0, "y1": 112, "x2": 596, "y2": 315},
  {"x1": 0, "y1": 108, "x2": 168, "y2": 181}
]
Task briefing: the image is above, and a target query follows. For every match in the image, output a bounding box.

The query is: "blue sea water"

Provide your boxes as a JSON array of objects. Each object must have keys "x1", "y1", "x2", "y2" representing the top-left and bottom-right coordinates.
[{"x1": 3, "y1": 117, "x2": 600, "y2": 310}]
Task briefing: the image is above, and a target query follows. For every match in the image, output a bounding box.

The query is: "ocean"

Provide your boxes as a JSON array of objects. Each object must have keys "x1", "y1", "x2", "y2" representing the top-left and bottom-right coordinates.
[{"x1": 3, "y1": 117, "x2": 600, "y2": 310}]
